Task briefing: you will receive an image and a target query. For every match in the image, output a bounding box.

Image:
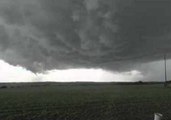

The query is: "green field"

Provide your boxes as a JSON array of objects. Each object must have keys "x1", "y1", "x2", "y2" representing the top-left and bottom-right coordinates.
[{"x1": 0, "y1": 83, "x2": 171, "y2": 120}]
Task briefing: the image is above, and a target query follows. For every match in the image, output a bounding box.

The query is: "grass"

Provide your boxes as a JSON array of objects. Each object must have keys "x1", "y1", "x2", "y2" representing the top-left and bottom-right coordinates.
[{"x1": 0, "y1": 83, "x2": 171, "y2": 120}]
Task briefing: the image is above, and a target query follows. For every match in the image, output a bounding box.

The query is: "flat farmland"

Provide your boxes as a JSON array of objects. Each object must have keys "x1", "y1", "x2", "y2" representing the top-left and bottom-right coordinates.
[{"x1": 0, "y1": 83, "x2": 171, "y2": 120}]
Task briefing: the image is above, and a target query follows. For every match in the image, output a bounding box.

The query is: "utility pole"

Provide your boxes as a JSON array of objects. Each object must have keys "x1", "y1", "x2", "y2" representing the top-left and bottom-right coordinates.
[{"x1": 164, "y1": 54, "x2": 167, "y2": 87}]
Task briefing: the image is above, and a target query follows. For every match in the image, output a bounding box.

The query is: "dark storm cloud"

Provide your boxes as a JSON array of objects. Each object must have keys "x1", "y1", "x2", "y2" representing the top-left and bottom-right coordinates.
[{"x1": 0, "y1": 0, "x2": 171, "y2": 71}]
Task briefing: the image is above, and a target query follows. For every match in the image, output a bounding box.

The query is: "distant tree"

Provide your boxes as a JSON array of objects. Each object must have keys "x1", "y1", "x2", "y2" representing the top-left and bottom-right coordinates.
[
  {"x1": 137, "y1": 81, "x2": 143, "y2": 85},
  {"x1": 0, "y1": 86, "x2": 7, "y2": 89}
]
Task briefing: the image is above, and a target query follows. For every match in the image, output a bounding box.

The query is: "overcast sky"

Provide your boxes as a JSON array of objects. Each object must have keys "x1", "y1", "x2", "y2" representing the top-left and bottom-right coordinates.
[{"x1": 0, "y1": 0, "x2": 171, "y2": 82}]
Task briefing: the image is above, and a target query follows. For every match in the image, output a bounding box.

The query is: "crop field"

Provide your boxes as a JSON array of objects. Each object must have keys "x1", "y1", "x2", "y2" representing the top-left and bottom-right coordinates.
[{"x1": 0, "y1": 83, "x2": 171, "y2": 120}]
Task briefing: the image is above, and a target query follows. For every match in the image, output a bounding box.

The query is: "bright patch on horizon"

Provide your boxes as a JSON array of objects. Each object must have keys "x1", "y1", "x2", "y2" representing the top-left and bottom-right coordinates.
[
  {"x1": 0, "y1": 59, "x2": 143, "y2": 83},
  {"x1": 37, "y1": 69, "x2": 143, "y2": 82},
  {"x1": 0, "y1": 60, "x2": 36, "y2": 82}
]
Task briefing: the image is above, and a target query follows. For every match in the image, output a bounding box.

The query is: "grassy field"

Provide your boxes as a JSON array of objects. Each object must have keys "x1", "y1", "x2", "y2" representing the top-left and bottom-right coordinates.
[{"x1": 0, "y1": 83, "x2": 171, "y2": 120}]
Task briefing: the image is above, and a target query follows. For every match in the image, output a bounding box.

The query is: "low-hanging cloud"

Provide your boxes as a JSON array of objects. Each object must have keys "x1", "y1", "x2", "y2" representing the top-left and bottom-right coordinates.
[{"x1": 0, "y1": 0, "x2": 171, "y2": 72}]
